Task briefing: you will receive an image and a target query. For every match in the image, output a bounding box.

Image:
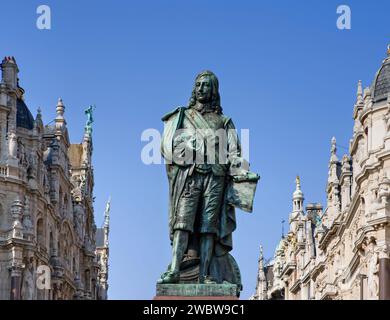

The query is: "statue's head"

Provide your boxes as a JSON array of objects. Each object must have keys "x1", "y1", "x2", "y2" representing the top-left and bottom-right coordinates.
[{"x1": 189, "y1": 70, "x2": 222, "y2": 113}]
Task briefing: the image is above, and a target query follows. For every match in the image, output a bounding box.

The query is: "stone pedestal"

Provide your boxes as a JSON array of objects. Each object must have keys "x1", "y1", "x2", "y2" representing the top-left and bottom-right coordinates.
[{"x1": 154, "y1": 283, "x2": 239, "y2": 300}]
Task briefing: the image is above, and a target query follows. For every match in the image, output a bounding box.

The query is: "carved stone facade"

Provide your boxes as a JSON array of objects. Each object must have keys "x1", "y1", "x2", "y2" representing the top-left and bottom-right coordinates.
[
  {"x1": 253, "y1": 47, "x2": 390, "y2": 300},
  {"x1": 0, "y1": 56, "x2": 109, "y2": 300},
  {"x1": 95, "y1": 198, "x2": 110, "y2": 300}
]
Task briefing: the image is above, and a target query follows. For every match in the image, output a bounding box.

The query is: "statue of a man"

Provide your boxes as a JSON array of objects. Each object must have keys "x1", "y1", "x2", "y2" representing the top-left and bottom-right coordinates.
[
  {"x1": 159, "y1": 71, "x2": 258, "y2": 287},
  {"x1": 367, "y1": 245, "x2": 379, "y2": 299},
  {"x1": 21, "y1": 260, "x2": 35, "y2": 300},
  {"x1": 84, "y1": 105, "x2": 95, "y2": 135}
]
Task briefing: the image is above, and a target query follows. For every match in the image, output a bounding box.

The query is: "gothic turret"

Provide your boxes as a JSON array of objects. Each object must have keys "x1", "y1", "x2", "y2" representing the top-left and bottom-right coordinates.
[
  {"x1": 1, "y1": 56, "x2": 18, "y2": 89},
  {"x1": 55, "y1": 98, "x2": 66, "y2": 130},
  {"x1": 290, "y1": 176, "x2": 304, "y2": 233}
]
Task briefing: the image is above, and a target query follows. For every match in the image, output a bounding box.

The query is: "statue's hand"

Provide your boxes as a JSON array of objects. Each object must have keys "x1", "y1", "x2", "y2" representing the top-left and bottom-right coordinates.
[{"x1": 229, "y1": 156, "x2": 249, "y2": 177}]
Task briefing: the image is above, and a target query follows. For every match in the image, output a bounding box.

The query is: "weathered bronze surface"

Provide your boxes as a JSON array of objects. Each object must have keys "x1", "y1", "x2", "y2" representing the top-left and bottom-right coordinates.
[{"x1": 159, "y1": 71, "x2": 259, "y2": 296}]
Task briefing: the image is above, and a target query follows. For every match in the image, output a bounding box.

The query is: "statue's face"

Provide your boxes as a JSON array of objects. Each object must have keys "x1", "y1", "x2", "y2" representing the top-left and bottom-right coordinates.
[{"x1": 195, "y1": 75, "x2": 212, "y2": 103}]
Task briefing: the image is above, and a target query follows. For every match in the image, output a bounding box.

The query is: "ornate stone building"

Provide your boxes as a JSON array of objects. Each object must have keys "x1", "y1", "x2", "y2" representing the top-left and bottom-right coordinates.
[
  {"x1": 253, "y1": 46, "x2": 390, "y2": 300},
  {"x1": 0, "y1": 56, "x2": 109, "y2": 300},
  {"x1": 95, "y1": 198, "x2": 110, "y2": 300}
]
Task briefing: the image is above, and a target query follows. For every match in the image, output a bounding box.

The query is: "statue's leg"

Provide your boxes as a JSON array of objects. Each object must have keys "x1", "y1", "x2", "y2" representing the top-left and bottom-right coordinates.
[
  {"x1": 199, "y1": 174, "x2": 225, "y2": 283},
  {"x1": 199, "y1": 233, "x2": 214, "y2": 283},
  {"x1": 158, "y1": 175, "x2": 202, "y2": 284},
  {"x1": 170, "y1": 230, "x2": 189, "y2": 274},
  {"x1": 158, "y1": 229, "x2": 188, "y2": 284}
]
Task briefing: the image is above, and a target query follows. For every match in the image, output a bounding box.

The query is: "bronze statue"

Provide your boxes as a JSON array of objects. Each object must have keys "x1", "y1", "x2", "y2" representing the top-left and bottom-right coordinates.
[{"x1": 159, "y1": 71, "x2": 259, "y2": 292}]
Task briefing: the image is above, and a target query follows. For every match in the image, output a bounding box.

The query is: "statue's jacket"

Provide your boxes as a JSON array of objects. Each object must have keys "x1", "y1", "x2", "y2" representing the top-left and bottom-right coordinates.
[{"x1": 161, "y1": 106, "x2": 243, "y2": 286}]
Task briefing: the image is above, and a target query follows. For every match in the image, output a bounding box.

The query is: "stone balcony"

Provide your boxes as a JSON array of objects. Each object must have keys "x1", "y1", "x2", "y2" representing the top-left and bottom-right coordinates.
[{"x1": 0, "y1": 165, "x2": 8, "y2": 176}]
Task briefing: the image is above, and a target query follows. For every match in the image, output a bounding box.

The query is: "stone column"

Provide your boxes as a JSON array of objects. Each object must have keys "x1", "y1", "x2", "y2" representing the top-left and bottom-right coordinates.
[
  {"x1": 10, "y1": 266, "x2": 22, "y2": 300},
  {"x1": 379, "y1": 252, "x2": 390, "y2": 300}
]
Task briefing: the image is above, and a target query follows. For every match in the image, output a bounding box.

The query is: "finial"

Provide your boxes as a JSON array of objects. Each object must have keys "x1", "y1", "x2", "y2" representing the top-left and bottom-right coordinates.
[
  {"x1": 357, "y1": 80, "x2": 363, "y2": 104},
  {"x1": 387, "y1": 44, "x2": 390, "y2": 56},
  {"x1": 259, "y1": 245, "x2": 263, "y2": 258},
  {"x1": 104, "y1": 196, "x2": 111, "y2": 228},
  {"x1": 296, "y1": 175, "x2": 301, "y2": 190},
  {"x1": 56, "y1": 98, "x2": 65, "y2": 118},
  {"x1": 331, "y1": 137, "x2": 337, "y2": 154},
  {"x1": 36, "y1": 107, "x2": 42, "y2": 121},
  {"x1": 329, "y1": 137, "x2": 338, "y2": 163}
]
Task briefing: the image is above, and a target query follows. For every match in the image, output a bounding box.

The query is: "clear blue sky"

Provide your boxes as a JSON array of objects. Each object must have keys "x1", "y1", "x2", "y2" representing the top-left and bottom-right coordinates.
[{"x1": 1, "y1": 0, "x2": 389, "y2": 299}]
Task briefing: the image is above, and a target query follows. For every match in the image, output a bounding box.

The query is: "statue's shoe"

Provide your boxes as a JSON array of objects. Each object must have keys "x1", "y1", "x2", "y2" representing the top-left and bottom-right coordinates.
[
  {"x1": 199, "y1": 276, "x2": 216, "y2": 284},
  {"x1": 157, "y1": 271, "x2": 180, "y2": 284}
]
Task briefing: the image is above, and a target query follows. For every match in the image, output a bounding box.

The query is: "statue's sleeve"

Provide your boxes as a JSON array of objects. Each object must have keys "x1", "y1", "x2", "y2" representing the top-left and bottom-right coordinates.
[
  {"x1": 161, "y1": 108, "x2": 184, "y2": 164},
  {"x1": 225, "y1": 118, "x2": 241, "y2": 164}
]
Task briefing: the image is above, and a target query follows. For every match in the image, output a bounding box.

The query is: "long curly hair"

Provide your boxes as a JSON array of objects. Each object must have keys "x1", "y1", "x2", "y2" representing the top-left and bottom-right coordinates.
[{"x1": 188, "y1": 70, "x2": 223, "y2": 114}]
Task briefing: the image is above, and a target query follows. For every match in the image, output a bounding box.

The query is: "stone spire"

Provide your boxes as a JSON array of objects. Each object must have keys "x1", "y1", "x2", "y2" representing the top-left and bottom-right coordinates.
[
  {"x1": 96, "y1": 196, "x2": 110, "y2": 300},
  {"x1": 328, "y1": 137, "x2": 339, "y2": 179},
  {"x1": 356, "y1": 80, "x2": 363, "y2": 105},
  {"x1": 327, "y1": 137, "x2": 341, "y2": 223},
  {"x1": 330, "y1": 137, "x2": 338, "y2": 163},
  {"x1": 103, "y1": 196, "x2": 110, "y2": 247},
  {"x1": 255, "y1": 245, "x2": 267, "y2": 300},
  {"x1": 353, "y1": 80, "x2": 365, "y2": 136}
]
